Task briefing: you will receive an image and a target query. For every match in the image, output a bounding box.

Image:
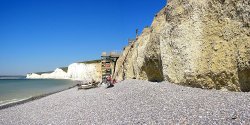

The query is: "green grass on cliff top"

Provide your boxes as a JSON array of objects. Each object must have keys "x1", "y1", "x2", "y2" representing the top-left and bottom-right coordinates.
[
  {"x1": 35, "y1": 71, "x2": 53, "y2": 75},
  {"x1": 78, "y1": 59, "x2": 101, "y2": 64},
  {"x1": 59, "y1": 67, "x2": 68, "y2": 72}
]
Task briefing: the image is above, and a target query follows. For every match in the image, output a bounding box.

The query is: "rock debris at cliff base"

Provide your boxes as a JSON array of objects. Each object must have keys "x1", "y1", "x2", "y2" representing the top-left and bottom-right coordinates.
[{"x1": 0, "y1": 80, "x2": 250, "y2": 124}]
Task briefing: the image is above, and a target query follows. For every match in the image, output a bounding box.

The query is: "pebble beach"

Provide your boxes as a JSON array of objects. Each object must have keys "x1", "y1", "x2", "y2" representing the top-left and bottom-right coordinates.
[{"x1": 0, "y1": 80, "x2": 250, "y2": 124}]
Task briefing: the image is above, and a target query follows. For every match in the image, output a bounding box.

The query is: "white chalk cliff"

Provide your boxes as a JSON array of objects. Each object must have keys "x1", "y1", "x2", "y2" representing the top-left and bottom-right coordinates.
[
  {"x1": 27, "y1": 68, "x2": 68, "y2": 79},
  {"x1": 27, "y1": 73, "x2": 42, "y2": 79},
  {"x1": 67, "y1": 63, "x2": 101, "y2": 82},
  {"x1": 27, "y1": 61, "x2": 102, "y2": 83}
]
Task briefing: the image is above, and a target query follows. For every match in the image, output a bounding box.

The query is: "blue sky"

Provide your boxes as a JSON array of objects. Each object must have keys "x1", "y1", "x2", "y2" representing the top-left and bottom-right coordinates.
[{"x1": 0, "y1": 0, "x2": 166, "y2": 75}]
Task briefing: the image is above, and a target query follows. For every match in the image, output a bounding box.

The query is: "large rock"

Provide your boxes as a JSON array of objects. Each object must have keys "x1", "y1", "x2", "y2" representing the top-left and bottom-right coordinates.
[{"x1": 114, "y1": 0, "x2": 250, "y2": 91}]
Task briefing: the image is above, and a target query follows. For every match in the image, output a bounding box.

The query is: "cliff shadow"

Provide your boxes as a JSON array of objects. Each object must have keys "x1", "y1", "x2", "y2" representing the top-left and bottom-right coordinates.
[
  {"x1": 142, "y1": 57, "x2": 164, "y2": 82},
  {"x1": 238, "y1": 68, "x2": 250, "y2": 92}
]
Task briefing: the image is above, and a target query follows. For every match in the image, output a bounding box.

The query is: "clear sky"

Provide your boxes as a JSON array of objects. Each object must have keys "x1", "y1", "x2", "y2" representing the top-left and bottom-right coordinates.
[{"x1": 0, "y1": 0, "x2": 166, "y2": 75}]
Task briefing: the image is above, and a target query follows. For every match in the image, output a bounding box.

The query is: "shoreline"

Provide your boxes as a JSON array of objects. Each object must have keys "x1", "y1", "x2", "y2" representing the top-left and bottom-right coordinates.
[{"x1": 0, "y1": 85, "x2": 77, "y2": 110}]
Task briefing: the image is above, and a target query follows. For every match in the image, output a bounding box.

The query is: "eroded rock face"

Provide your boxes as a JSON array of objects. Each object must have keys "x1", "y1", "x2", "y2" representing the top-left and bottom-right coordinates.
[
  {"x1": 162, "y1": 0, "x2": 250, "y2": 91},
  {"x1": 113, "y1": 27, "x2": 164, "y2": 82},
  {"x1": 114, "y1": 0, "x2": 250, "y2": 91}
]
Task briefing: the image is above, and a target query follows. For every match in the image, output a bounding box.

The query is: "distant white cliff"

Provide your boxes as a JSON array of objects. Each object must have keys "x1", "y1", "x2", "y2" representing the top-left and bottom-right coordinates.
[
  {"x1": 27, "y1": 68, "x2": 68, "y2": 79},
  {"x1": 26, "y1": 61, "x2": 102, "y2": 83},
  {"x1": 27, "y1": 73, "x2": 42, "y2": 79}
]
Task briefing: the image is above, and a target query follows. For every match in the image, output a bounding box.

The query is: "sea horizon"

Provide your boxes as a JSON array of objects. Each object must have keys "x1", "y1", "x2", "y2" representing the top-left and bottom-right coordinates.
[{"x1": 0, "y1": 76, "x2": 26, "y2": 80}]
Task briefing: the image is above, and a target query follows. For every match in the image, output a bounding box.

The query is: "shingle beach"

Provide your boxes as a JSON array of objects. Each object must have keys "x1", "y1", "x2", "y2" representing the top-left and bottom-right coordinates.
[{"x1": 0, "y1": 80, "x2": 250, "y2": 124}]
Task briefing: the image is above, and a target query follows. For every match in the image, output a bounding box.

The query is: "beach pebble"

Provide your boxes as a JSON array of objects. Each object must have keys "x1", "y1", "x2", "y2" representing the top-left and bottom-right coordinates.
[{"x1": 0, "y1": 79, "x2": 250, "y2": 125}]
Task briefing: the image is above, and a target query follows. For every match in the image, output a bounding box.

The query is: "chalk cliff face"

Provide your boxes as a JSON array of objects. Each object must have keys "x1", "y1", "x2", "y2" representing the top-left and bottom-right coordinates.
[
  {"x1": 46, "y1": 68, "x2": 68, "y2": 79},
  {"x1": 67, "y1": 62, "x2": 101, "y2": 82},
  {"x1": 27, "y1": 68, "x2": 68, "y2": 79},
  {"x1": 114, "y1": 0, "x2": 250, "y2": 91},
  {"x1": 27, "y1": 62, "x2": 102, "y2": 83},
  {"x1": 27, "y1": 73, "x2": 42, "y2": 79}
]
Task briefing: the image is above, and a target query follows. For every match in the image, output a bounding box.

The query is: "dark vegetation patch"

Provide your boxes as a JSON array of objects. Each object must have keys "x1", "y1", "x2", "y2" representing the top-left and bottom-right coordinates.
[
  {"x1": 35, "y1": 71, "x2": 53, "y2": 75},
  {"x1": 78, "y1": 59, "x2": 101, "y2": 64},
  {"x1": 59, "y1": 67, "x2": 68, "y2": 72}
]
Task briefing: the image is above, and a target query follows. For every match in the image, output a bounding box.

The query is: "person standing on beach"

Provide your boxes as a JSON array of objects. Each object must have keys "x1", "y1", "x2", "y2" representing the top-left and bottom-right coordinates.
[{"x1": 106, "y1": 75, "x2": 114, "y2": 88}]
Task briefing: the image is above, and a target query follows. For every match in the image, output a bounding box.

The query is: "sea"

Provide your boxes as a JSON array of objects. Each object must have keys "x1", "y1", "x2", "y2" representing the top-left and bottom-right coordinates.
[{"x1": 0, "y1": 76, "x2": 77, "y2": 106}]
